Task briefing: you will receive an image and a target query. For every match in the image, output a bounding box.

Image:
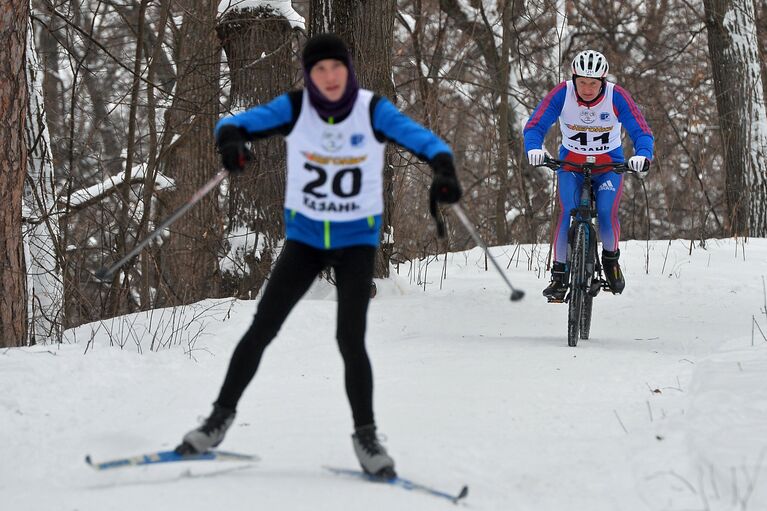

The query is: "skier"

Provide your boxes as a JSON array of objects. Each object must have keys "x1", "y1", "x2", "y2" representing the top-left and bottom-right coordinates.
[
  {"x1": 523, "y1": 50, "x2": 654, "y2": 301},
  {"x1": 176, "y1": 33, "x2": 462, "y2": 479}
]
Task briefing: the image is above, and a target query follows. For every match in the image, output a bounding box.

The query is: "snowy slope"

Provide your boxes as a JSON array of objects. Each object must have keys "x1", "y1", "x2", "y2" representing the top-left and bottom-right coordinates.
[{"x1": 2, "y1": 238, "x2": 767, "y2": 511}]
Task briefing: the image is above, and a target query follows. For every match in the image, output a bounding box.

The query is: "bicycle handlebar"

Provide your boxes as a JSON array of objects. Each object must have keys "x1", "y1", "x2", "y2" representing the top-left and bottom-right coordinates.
[{"x1": 537, "y1": 156, "x2": 631, "y2": 174}]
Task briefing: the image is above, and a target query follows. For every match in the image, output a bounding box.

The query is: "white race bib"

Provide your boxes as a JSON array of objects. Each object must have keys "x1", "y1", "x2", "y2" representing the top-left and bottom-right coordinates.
[
  {"x1": 559, "y1": 81, "x2": 622, "y2": 154},
  {"x1": 284, "y1": 89, "x2": 386, "y2": 221}
]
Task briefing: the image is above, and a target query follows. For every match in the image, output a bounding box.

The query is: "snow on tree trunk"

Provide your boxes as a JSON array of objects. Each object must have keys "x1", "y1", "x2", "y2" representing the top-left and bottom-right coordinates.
[
  {"x1": 704, "y1": 0, "x2": 767, "y2": 236},
  {"x1": 23, "y1": 13, "x2": 63, "y2": 344},
  {"x1": 0, "y1": 0, "x2": 29, "y2": 347}
]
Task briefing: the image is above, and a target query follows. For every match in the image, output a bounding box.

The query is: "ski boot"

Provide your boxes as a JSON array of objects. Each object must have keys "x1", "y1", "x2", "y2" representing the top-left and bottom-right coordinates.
[
  {"x1": 175, "y1": 404, "x2": 235, "y2": 455},
  {"x1": 543, "y1": 262, "x2": 569, "y2": 302},
  {"x1": 602, "y1": 249, "x2": 625, "y2": 294},
  {"x1": 352, "y1": 424, "x2": 396, "y2": 479}
]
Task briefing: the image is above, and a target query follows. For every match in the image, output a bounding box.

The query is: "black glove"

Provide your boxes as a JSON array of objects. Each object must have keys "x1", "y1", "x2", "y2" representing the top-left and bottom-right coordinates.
[
  {"x1": 216, "y1": 125, "x2": 253, "y2": 173},
  {"x1": 429, "y1": 153, "x2": 462, "y2": 204}
]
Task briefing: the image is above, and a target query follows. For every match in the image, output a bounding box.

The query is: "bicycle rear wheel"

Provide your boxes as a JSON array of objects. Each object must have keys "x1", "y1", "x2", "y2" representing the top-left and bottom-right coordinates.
[{"x1": 567, "y1": 224, "x2": 588, "y2": 347}]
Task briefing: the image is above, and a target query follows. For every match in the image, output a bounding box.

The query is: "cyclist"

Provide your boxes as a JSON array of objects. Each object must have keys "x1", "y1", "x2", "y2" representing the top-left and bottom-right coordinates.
[{"x1": 523, "y1": 50, "x2": 654, "y2": 301}]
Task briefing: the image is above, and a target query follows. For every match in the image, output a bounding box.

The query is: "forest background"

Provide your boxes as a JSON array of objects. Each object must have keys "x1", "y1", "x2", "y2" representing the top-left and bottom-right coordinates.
[{"x1": 1, "y1": 0, "x2": 766, "y2": 346}]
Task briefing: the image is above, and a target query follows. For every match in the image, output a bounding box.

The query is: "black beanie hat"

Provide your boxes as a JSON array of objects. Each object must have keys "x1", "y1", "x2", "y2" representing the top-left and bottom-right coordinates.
[{"x1": 302, "y1": 33, "x2": 350, "y2": 70}]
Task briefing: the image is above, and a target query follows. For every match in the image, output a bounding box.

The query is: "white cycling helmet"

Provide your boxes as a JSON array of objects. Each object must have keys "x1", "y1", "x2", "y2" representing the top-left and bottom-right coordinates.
[{"x1": 571, "y1": 50, "x2": 609, "y2": 78}]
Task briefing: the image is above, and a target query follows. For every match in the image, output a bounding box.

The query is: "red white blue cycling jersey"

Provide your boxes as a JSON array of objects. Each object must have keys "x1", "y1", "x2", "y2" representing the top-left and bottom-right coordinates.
[
  {"x1": 523, "y1": 80, "x2": 653, "y2": 168},
  {"x1": 523, "y1": 80, "x2": 654, "y2": 261}
]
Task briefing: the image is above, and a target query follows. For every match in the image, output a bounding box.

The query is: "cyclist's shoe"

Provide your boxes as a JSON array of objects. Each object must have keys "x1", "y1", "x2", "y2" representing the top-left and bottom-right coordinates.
[
  {"x1": 543, "y1": 262, "x2": 569, "y2": 302},
  {"x1": 602, "y1": 249, "x2": 625, "y2": 294},
  {"x1": 175, "y1": 404, "x2": 236, "y2": 455}
]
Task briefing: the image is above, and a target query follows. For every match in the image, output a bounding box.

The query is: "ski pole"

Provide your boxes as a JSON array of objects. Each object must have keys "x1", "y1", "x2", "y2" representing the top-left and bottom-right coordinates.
[
  {"x1": 450, "y1": 204, "x2": 525, "y2": 302},
  {"x1": 94, "y1": 170, "x2": 229, "y2": 281}
]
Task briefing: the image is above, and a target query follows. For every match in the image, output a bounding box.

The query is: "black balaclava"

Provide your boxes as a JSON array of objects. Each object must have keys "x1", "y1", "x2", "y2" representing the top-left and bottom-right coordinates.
[{"x1": 302, "y1": 33, "x2": 360, "y2": 121}]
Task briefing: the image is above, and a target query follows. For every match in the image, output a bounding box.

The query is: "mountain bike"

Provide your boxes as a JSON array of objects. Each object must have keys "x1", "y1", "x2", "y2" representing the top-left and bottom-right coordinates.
[{"x1": 538, "y1": 156, "x2": 631, "y2": 347}]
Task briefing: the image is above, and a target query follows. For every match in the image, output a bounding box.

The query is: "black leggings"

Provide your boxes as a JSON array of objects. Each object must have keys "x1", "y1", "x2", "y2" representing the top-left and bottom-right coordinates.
[{"x1": 216, "y1": 240, "x2": 377, "y2": 428}]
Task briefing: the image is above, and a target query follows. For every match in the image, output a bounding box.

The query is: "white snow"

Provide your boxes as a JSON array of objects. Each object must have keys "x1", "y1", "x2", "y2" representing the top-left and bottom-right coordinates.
[
  {"x1": 397, "y1": 11, "x2": 416, "y2": 33},
  {"x1": 67, "y1": 164, "x2": 176, "y2": 208},
  {"x1": 505, "y1": 206, "x2": 521, "y2": 223},
  {"x1": 3, "y1": 238, "x2": 767, "y2": 510},
  {"x1": 217, "y1": 0, "x2": 305, "y2": 30}
]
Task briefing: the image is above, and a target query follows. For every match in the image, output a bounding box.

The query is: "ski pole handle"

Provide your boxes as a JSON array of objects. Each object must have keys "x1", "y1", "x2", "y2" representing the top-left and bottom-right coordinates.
[{"x1": 429, "y1": 195, "x2": 446, "y2": 238}]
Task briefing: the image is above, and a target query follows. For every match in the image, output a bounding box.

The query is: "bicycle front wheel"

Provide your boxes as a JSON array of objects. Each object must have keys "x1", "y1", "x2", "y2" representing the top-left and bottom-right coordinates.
[
  {"x1": 567, "y1": 224, "x2": 589, "y2": 347},
  {"x1": 580, "y1": 293, "x2": 593, "y2": 340}
]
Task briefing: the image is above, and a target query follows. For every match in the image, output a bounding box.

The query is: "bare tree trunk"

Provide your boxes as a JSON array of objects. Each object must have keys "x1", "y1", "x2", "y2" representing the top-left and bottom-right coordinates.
[
  {"x1": 156, "y1": 0, "x2": 223, "y2": 305},
  {"x1": 704, "y1": 0, "x2": 767, "y2": 235},
  {"x1": 217, "y1": 5, "x2": 295, "y2": 298},
  {"x1": 69, "y1": 0, "x2": 124, "y2": 176},
  {"x1": 495, "y1": 0, "x2": 511, "y2": 245},
  {"x1": 24, "y1": 14, "x2": 63, "y2": 344},
  {"x1": 757, "y1": 0, "x2": 767, "y2": 102},
  {"x1": 106, "y1": 0, "x2": 149, "y2": 316},
  {"x1": 408, "y1": 0, "x2": 441, "y2": 130},
  {"x1": 309, "y1": 0, "x2": 397, "y2": 278},
  {"x1": 35, "y1": 7, "x2": 64, "y2": 167},
  {"x1": 0, "y1": 0, "x2": 30, "y2": 347},
  {"x1": 138, "y1": 0, "x2": 172, "y2": 309},
  {"x1": 440, "y1": 0, "x2": 535, "y2": 245}
]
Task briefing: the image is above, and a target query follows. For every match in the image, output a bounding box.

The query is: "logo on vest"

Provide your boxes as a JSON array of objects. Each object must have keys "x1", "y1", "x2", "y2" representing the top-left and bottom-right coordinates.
[
  {"x1": 321, "y1": 131, "x2": 344, "y2": 152},
  {"x1": 580, "y1": 109, "x2": 596, "y2": 124},
  {"x1": 600, "y1": 112, "x2": 611, "y2": 121},
  {"x1": 350, "y1": 133, "x2": 365, "y2": 147}
]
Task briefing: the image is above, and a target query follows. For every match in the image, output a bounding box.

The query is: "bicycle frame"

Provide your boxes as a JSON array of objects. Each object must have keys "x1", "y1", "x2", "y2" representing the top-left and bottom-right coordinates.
[{"x1": 539, "y1": 155, "x2": 629, "y2": 345}]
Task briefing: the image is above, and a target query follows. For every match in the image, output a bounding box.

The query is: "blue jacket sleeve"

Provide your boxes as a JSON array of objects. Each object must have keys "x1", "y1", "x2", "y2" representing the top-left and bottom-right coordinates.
[
  {"x1": 523, "y1": 82, "x2": 567, "y2": 153},
  {"x1": 371, "y1": 97, "x2": 452, "y2": 162},
  {"x1": 215, "y1": 93, "x2": 296, "y2": 140},
  {"x1": 613, "y1": 85, "x2": 654, "y2": 159}
]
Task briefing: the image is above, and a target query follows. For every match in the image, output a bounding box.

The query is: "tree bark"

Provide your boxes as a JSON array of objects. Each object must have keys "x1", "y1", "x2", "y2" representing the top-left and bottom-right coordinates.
[
  {"x1": 704, "y1": 0, "x2": 767, "y2": 235},
  {"x1": 309, "y1": 0, "x2": 396, "y2": 278},
  {"x1": 0, "y1": 0, "x2": 30, "y2": 347},
  {"x1": 156, "y1": 0, "x2": 223, "y2": 305},
  {"x1": 495, "y1": 0, "x2": 511, "y2": 245},
  {"x1": 217, "y1": 4, "x2": 295, "y2": 298}
]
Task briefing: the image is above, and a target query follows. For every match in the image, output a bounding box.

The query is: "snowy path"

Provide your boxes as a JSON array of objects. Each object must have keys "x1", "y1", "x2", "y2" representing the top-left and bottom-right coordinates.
[{"x1": 2, "y1": 239, "x2": 766, "y2": 510}]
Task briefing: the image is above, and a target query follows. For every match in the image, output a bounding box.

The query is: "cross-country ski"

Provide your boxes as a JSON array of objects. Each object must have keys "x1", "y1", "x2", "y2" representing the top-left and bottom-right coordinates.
[
  {"x1": 324, "y1": 466, "x2": 469, "y2": 504},
  {"x1": 85, "y1": 449, "x2": 259, "y2": 471}
]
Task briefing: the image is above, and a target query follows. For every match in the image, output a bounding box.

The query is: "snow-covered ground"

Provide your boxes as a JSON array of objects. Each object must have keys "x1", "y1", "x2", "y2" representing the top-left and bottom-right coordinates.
[{"x1": 3, "y1": 238, "x2": 767, "y2": 510}]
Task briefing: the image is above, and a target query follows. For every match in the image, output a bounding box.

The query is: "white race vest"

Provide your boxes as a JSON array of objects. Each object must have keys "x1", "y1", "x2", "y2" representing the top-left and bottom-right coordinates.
[
  {"x1": 284, "y1": 89, "x2": 386, "y2": 222},
  {"x1": 559, "y1": 81, "x2": 622, "y2": 154}
]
